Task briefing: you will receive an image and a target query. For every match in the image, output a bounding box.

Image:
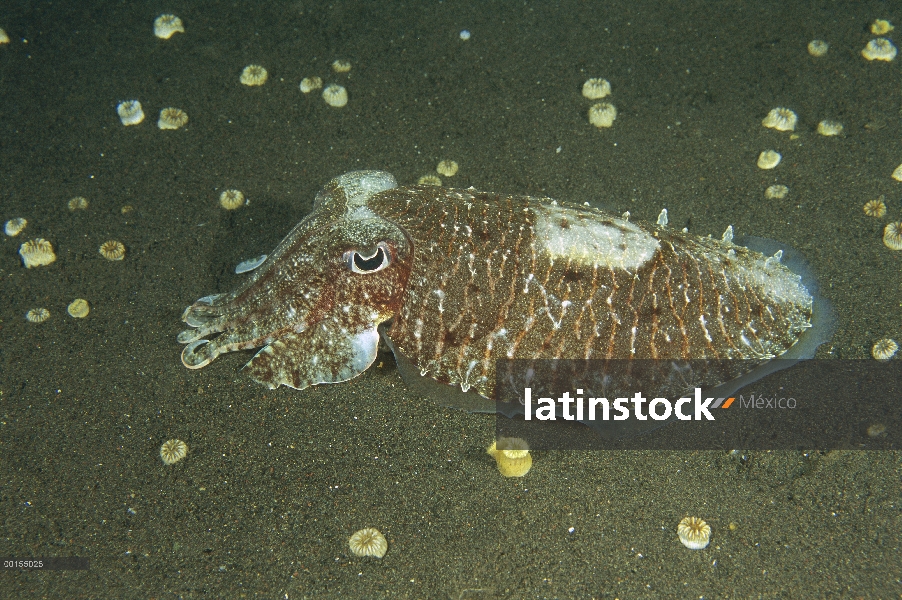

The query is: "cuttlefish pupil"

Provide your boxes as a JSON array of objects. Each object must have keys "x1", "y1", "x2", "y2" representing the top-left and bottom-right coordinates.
[
  {"x1": 347, "y1": 242, "x2": 390, "y2": 273},
  {"x1": 176, "y1": 170, "x2": 834, "y2": 437}
]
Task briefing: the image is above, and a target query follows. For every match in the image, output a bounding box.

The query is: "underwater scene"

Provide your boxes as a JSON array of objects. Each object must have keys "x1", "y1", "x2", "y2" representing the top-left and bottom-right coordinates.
[{"x1": 1, "y1": 1, "x2": 900, "y2": 597}]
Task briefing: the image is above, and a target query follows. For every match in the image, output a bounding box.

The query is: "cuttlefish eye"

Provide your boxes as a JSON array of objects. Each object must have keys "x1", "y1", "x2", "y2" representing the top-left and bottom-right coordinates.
[{"x1": 346, "y1": 242, "x2": 391, "y2": 274}]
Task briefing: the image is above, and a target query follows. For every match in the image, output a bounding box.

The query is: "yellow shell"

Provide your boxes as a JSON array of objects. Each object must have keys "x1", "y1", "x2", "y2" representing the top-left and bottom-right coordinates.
[
  {"x1": 588, "y1": 102, "x2": 617, "y2": 128},
  {"x1": 26, "y1": 308, "x2": 50, "y2": 323},
  {"x1": 158, "y1": 107, "x2": 188, "y2": 130},
  {"x1": 19, "y1": 238, "x2": 56, "y2": 268},
  {"x1": 160, "y1": 439, "x2": 188, "y2": 464},
  {"x1": 487, "y1": 438, "x2": 532, "y2": 477},
  {"x1": 756, "y1": 150, "x2": 781, "y2": 170},
  {"x1": 871, "y1": 19, "x2": 894, "y2": 35},
  {"x1": 817, "y1": 120, "x2": 843, "y2": 136},
  {"x1": 117, "y1": 100, "x2": 144, "y2": 126},
  {"x1": 764, "y1": 184, "x2": 788, "y2": 200},
  {"x1": 67, "y1": 299, "x2": 90, "y2": 318},
  {"x1": 348, "y1": 528, "x2": 387, "y2": 558},
  {"x1": 762, "y1": 107, "x2": 797, "y2": 132},
  {"x1": 677, "y1": 516, "x2": 711, "y2": 550},
  {"x1": 417, "y1": 174, "x2": 442, "y2": 186},
  {"x1": 807, "y1": 40, "x2": 829, "y2": 57},
  {"x1": 68, "y1": 196, "x2": 89, "y2": 211},
  {"x1": 219, "y1": 189, "x2": 246, "y2": 210},
  {"x1": 883, "y1": 222, "x2": 902, "y2": 250},
  {"x1": 863, "y1": 198, "x2": 886, "y2": 218},
  {"x1": 300, "y1": 76, "x2": 323, "y2": 93},
  {"x1": 871, "y1": 338, "x2": 898, "y2": 361},
  {"x1": 862, "y1": 38, "x2": 897, "y2": 61},
  {"x1": 581, "y1": 78, "x2": 611, "y2": 100},
  {"x1": 4, "y1": 217, "x2": 27, "y2": 236},
  {"x1": 436, "y1": 160, "x2": 459, "y2": 177},
  {"x1": 331, "y1": 59, "x2": 352, "y2": 73},
  {"x1": 322, "y1": 84, "x2": 348, "y2": 107},
  {"x1": 240, "y1": 65, "x2": 268, "y2": 86},
  {"x1": 99, "y1": 240, "x2": 126, "y2": 261},
  {"x1": 154, "y1": 14, "x2": 184, "y2": 39},
  {"x1": 892, "y1": 164, "x2": 902, "y2": 182}
]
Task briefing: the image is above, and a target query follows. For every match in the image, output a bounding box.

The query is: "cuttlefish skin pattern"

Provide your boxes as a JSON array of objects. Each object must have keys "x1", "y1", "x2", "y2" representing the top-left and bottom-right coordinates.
[{"x1": 178, "y1": 171, "x2": 814, "y2": 399}]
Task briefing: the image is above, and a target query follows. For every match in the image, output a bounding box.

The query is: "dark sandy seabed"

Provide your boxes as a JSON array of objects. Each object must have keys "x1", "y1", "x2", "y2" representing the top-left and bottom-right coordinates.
[{"x1": 1, "y1": 0, "x2": 900, "y2": 598}]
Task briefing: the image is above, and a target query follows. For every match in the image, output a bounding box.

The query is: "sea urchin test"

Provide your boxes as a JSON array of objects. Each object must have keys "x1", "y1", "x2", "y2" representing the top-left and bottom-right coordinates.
[{"x1": 177, "y1": 171, "x2": 833, "y2": 427}]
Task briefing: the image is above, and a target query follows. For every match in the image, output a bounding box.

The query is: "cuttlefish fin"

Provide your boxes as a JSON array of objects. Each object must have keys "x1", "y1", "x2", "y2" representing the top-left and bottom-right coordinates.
[
  {"x1": 244, "y1": 323, "x2": 380, "y2": 390},
  {"x1": 378, "y1": 324, "x2": 496, "y2": 413}
]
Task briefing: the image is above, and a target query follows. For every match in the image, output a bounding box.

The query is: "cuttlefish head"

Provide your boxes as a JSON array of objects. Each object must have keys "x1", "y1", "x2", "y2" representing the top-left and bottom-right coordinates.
[{"x1": 178, "y1": 171, "x2": 413, "y2": 390}]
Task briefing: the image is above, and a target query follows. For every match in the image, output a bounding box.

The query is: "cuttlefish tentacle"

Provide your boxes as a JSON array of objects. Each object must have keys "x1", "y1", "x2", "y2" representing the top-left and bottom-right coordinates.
[
  {"x1": 179, "y1": 288, "x2": 311, "y2": 368},
  {"x1": 180, "y1": 317, "x2": 304, "y2": 369},
  {"x1": 177, "y1": 309, "x2": 242, "y2": 344},
  {"x1": 179, "y1": 210, "x2": 348, "y2": 342},
  {"x1": 177, "y1": 306, "x2": 246, "y2": 345},
  {"x1": 179, "y1": 293, "x2": 237, "y2": 340},
  {"x1": 182, "y1": 281, "x2": 277, "y2": 319},
  {"x1": 181, "y1": 340, "x2": 214, "y2": 369},
  {"x1": 178, "y1": 252, "x2": 316, "y2": 344}
]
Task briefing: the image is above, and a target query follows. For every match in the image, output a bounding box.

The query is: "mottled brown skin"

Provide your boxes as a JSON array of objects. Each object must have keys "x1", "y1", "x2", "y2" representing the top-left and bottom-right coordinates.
[
  {"x1": 374, "y1": 186, "x2": 811, "y2": 398},
  {"x1": 178, "y1": 171, "x2": 814, "y2": 401}
]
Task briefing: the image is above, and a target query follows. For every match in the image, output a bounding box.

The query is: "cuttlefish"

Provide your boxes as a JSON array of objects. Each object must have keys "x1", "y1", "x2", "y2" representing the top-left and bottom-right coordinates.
[{"x1": 178, "y1": 171, "x2": 833, "y2": 416}]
